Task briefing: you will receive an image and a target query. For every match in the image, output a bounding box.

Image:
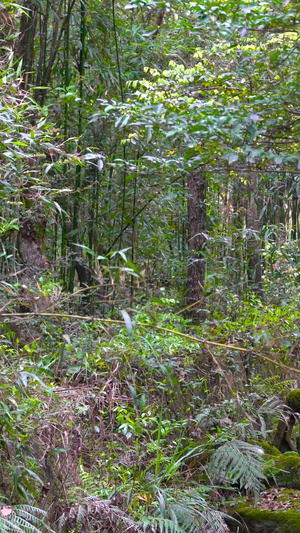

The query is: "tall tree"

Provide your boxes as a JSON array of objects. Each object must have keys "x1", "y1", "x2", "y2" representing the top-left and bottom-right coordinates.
[
  {"x1": 15, "y1": 0, "x2": 37, "y2": 89},
  {"x1": 187, "y1": 171, "x2": 207, "y2": 317},
  {"x1": 246, "y1": 173, "x2": 263, "y2": 299}
]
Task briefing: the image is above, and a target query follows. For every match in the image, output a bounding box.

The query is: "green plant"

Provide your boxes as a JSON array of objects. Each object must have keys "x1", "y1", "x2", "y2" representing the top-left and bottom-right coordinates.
[
  {"x1": 209, "y1": 440, "x2": 267, "y2": 501},
  {"x1": 0, "y1": 504, "x2": 54, "y2": 533},
  {"x1": 141, "y1": 487, "x2": 230, "y2": 533}
]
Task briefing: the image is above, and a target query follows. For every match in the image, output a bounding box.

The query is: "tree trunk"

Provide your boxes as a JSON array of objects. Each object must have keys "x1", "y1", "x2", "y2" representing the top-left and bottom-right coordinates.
[
  {"x1": 68, "y1": 0, "x2": 86, "y2": 293},
  {"x1": 15, "y1": 0, "x2": 37, "y2": 90},
  {"x1": 0, "y1": 3, "x2": 12, "y2": 42},
  {"x1": 246, "y1": 173, "x2": 263, "y2": 299},
  {"x1": 35, "y1": 0, "x2": 50, "y2": 96},
  {"x1": 17, "y1": 206, "x2": 52, "y2": 312},
  {"x1": 187, "y1": 170, "x2": 207, "y2": 318},
  {"x1": 152, "y1": 8, "x2": 165, "y2": 38}
]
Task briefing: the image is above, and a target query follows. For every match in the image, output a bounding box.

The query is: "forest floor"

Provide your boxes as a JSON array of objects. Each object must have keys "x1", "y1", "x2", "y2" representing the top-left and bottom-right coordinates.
[{"x1": 1, "y1": 292, "x2": 300, "y2": 532}]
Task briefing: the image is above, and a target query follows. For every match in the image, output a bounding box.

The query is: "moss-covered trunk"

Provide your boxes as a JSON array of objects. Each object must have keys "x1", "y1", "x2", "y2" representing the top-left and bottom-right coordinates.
[{"x1": 17, "y1": 206, "x2": 51, "y2": 312}]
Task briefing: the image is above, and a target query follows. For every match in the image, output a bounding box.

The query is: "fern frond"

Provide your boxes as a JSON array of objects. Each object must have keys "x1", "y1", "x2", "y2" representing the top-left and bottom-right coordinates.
[
  {"x1": 209, "y1": 439, "x2": 266, "y2": 499},
  {"x1": 141, "y1": 488, "x2": 229, "y2": 533},
  {"x1": 0, "y1": 519, "x2": 23, "y2": 532},
  {"x1": 142, "y1": 516, "x2": 186, "y2": 533},
  {"x1": 7, "y1": 516, "x2": 42, "y2": 533},
  {"x1": 58, "y1": 496, "x2": 142, "y2": 533},
  {"x1": 76, "y1": 504, "x2": 86, "y2": 527},
  {"x1": 254, "y1": 376, "x2": 296, "y2": 396},
  {"x1": 170, "y1": 490, "x2": 228, "y2": 533},
  {"x1": 0, "y1": 505, "x2": 54, "y2": 533},
  {"x1": 258, "y1": 396, "x2": 284, "y2": 418}
]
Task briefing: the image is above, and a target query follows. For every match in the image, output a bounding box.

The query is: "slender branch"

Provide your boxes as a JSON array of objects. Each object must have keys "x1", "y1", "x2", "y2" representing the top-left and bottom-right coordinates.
[
  {"x1": 105, "y1": 160, "x2": 300, "y2": 254},
  {"x1": 105, "y1": 166, "x2": 204, "y2": 254},
  {"x1": 112, "y1": 0, "x2": 124, "y2": 103},
  {"x1": 39, "y1": 0, "x2": 76, "y2": 103},
  {"x1": 112, "y1": 0, "x2": 127, "y2": 249},
  {"x1": 1, "y1": 312, "x2": 299, "y2": 374}
]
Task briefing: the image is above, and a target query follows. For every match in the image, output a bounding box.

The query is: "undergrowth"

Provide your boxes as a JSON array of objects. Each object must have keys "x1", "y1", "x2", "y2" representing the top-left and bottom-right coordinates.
[{"x1": 0, "y1": 296, "x2": 299, "y2": 532}]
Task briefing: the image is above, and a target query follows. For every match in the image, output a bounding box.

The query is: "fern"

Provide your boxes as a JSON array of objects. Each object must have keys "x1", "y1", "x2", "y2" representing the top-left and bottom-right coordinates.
[
  {"x1": 141, "y1": 488, "x2": 229, "y2": 533},
  {"x1": 209, "y1": 439, "x2": 266, "y2": 500},
  {"x1": 254, "y1": 376, "x2": 296, "y2": 396},
  {"x1": 58, "y1": 496, "x2": 141, "y2": 533},
  {"x1": 142, "y1": 517, "x2": 186, "y2": 533},
  {"x1": 256, "y1": 396, "x2": 286, "y2": 438},
  {"x1": 76, "y1": 505, "x2": 86, "y2": 529},
  {"x1": 0, "y1": 505, "x2": 54, "y2": 533}
]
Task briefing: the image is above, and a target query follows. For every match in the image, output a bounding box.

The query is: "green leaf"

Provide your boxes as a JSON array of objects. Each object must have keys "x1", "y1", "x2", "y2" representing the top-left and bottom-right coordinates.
[
  {"x1": 121, "y1": 309, "x2": 133, "y2": 341},
  {"x1": 146, "y1": 125, "x2": 153, "y2": 142},
  {"x1": 73, "y1": 243, "x2": 96, "y2": 257}
]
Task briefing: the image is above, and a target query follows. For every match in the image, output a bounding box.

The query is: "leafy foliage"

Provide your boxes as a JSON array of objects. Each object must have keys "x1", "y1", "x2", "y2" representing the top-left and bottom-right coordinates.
[
  {"x1": 1, "y1": 0, "x2": 300, "y2": 532},
  {"x1": 0, "y1": 505, "x2": 54, "y2": 533},
  {"x1": 142, "y1": 488, "x2": 230, "y2": 533},
  {"x1": 210, "y1": 440, "x2": 267, "y2": 500}
]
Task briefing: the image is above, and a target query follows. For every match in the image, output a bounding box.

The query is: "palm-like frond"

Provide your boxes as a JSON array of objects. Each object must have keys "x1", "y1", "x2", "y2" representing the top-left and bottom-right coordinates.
[
  {"x1": 141, "y1": 488, "x2": 229, "y2": 533},
  {"x1": 58, "y1": 496, "x2": 142, "y2": 532},
  {"x1": 209, "y1": 439, "x2": 266, "y2": 499},
  {"x1": 256, "y1": 396, "x2": 286, "y2": 438},
  {"x1": 0, "y1": 505, "x2": 54, "y2": 533}
]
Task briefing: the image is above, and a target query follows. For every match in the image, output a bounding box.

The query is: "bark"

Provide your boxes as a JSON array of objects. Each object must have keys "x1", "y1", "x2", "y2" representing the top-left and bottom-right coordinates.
[
  {"x1": 246, "y1": 174, "x2": 263, "y2": 299},
  {"x1": 0, "y1": 3, "x2": 12, "y2": 42},
  {"x1": 232, "y1": 181, "x2": 247, "y2": 294},
  {"x1": 152, "y1": 8, "x2": 165, "y2": 38},
  {"x1": 14, "y1": 0, "x2": 37, "y2": 90},
  {"x1": 75, "y1": 257, "x2": 90, "y2": 288},
  {"x1": 291, "y1": 192, "x2": 298, "y2": 241},
  {"x1": 17, "y1": 209, "x2": 49, "y2": 273},
  {"x1": 187, "y1": 171, "x2": 207, "y2": 318},
  {"x1": 17, "y1": 207, "x2": 52, "y2": 312},
  {"x1": 273, "y1": 415, "x2": 297, "y2": 453}
]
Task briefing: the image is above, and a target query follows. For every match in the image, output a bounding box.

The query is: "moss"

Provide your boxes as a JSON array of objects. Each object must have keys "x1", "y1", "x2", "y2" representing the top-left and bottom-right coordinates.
[
  {"x1": 271, "y1": 453, "x2": 300, "y2": 489},
  {"x1": 260, "y1": 441, "x2": 282, "y2": 457},
  {"x1": 232, "y1": 504, "x2": 300, "y2": 532},
  {"x1": 275, "y1": 453, "x2": 300, "y2": 470},
  {"x1": 286, "y1": 389, "x2": 300, "y2": 412}
]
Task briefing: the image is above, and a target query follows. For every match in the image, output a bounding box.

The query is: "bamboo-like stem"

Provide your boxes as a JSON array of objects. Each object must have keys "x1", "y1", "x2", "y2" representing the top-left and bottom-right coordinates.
[
  {"x1": 39, "y1": 0, "x2": 77, "y2": 104},
  {"x1": 68, "y1": 0, "x2": 86, "y2": 293},
  {"x1": 35, "y1": 0, "x2": 50, "y2": 92},
  {"x1": 105, "y1": 167, "x2": 206, "y2": 254},
  {"x1": 112, "y1": 0, "x2": 127, "y2": 250},
  {"x1": 130, "y1": 151, "x2": 139, "y2": 305},
  {"x1": 61, "y1": 0, "x2": 71, "y2": 286},
  {"x1": 17, "y1": 0, "x2": 38, "y2": 89},
  {"x1": 88, "y1": 166, "x2": 98, "y2": 310}
]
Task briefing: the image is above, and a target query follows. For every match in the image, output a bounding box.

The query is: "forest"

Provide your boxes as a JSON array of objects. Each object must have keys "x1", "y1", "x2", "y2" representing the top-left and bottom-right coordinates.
[{"x1": 0, "y1": 0, "x2": 300, "y2": 531}]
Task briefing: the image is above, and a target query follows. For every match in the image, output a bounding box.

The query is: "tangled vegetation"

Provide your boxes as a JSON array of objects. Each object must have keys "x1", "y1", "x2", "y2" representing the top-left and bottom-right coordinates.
[{"x1": 1, "y1": 0, "x2": 300, "y2": 532}]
